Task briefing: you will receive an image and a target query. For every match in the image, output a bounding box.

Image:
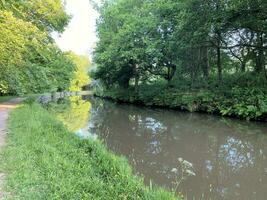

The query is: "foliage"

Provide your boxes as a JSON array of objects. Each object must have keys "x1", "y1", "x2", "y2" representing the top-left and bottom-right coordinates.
[
  {"x1": 92, "y1": 0, "x2": 267, "y2": 120},
  {"x1": 23, "y1": 95, "x2": 38, "y2": 105},
  {"x1": 1, "y1": 0, "x2": 70, "y2": 33},
  {"x1": 0, "y1": 11, "x2": 45, "y2": 66},
  {"x1": 0, "y1": 103, "x2": 179, "y2": 199},
  {"x1": 93, "y1": 0, "x2": 266, "y2": 88},
  {"x1": 92, "y1": 0, "x2": 267, "y2": 119},
  {"x1": 67, "y1": 53, "x2": 91, "y2": 92},
  {"x1": 0, "y1": 0, "x2": 77, "y2": 96},
  {"x1": 94, "y1": 79, "x2": 267, "y2": 121}
]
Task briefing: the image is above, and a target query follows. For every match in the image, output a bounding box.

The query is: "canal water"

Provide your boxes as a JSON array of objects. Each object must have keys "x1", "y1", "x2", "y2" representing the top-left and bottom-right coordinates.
[{"x1": 54, "y1": 96, "x2": 267, "y2": 200}]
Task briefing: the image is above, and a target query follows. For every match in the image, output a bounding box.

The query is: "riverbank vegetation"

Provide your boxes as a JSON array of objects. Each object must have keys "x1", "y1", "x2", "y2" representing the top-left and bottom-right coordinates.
[
  {"x1": 92, "y1": 0, "x2": 267, "y2": 120},
  {"x1": 94, "y1": 74, "x2": 267, "y2": 120},
  {"x1": 0, "y1": 0, "x2": 90, "y2": 96},
  {"x1": 0, "y1": 103, "x2": 178, "y2": 199},
  {"x1": 0, "y1": 96, "x2": 14, "y2": 103}
]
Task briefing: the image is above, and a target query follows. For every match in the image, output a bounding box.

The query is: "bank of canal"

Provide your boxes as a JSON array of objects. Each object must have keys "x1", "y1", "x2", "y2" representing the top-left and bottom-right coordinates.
[{"x1": 78, "y1": 96, "x2": 267, "y2": 200}]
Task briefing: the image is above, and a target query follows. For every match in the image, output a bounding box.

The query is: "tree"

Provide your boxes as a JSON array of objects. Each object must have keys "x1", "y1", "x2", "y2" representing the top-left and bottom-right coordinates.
[
  {"x1": 93, "y1": 0, "x2": 267, "y2": 90},
  {"x1": 1, "y1": 0, "x2": 70, "y2": 33},
  {"x1": 67, "y1": 52, "x2": 91, "y2": 91},
  {"x1": 0, "y1": 0, "x2": 76, "y2": 95}
]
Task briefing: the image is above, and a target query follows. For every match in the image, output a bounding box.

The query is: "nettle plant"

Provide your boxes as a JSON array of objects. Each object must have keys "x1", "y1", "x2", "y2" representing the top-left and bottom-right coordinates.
[{"x1": 171, "y1": 157, "x2": 196, "y2": 193}]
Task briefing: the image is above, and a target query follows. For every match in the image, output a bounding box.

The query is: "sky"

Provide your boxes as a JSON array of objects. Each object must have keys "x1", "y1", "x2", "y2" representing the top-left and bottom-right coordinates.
[{"x1": 53, "y1": 0, "x2": 99, "y2": 56}]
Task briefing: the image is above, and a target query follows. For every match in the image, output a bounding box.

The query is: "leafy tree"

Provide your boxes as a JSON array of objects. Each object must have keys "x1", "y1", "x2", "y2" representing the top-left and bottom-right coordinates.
[
  {"x1": 0, "y1": 0, "x2": 76, "y2": 95},
  {"x1": 93, "y1": 0, "x2": 266, "y2": 89},
  {"x1": 1, "y1": 0, "x2": 70, "y2": 33},
  {"x1": 67, "y1": 52, "x2": 91, "y2": 91},
  {"x1": 0, "y1": 10, "x2": 47, "y2": 94}
]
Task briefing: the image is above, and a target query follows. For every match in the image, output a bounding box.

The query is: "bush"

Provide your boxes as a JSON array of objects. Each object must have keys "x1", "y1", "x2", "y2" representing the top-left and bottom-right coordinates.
[
  {"x1": 94, "y1": 81, "x2": 267, "y2": 121},
  {"x1": 23, "y1": 95, "x2": 38, "y2": 105}
]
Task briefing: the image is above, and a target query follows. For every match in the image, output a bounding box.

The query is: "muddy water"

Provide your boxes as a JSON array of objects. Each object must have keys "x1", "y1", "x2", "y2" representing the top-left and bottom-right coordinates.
[{"x1": 70, "y1": 96, "x2": 267, "y2": 200}]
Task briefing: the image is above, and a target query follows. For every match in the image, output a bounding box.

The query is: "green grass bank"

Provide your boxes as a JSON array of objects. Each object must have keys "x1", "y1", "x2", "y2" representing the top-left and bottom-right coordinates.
[{"x1": 0, "y1": 103, "x2": 179, "y2": 199}]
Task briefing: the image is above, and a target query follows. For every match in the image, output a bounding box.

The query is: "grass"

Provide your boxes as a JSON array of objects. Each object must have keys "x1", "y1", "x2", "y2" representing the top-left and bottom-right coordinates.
[
  {"x1": 0, "y1": 103, "x2": 179, "y2": 199},
  {"x1": 0, "y1": 93, "x2": 52, "y2": 103},
  {"x1": 0, "y1": 96, "x2": 15, "y2": 103}
]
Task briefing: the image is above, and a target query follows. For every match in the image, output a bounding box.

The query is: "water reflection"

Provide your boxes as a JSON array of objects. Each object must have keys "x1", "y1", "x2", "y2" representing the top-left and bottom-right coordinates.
[
  {"x1": 48, "y1": 96, "x2": 91, "y2": 133},
  {"x1": 84, "y1": 97, "x2": 267, "y2": 200}
]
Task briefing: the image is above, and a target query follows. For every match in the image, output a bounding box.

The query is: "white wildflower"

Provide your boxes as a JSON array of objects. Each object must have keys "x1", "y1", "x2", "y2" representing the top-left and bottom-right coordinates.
[
  {"x1": 171, "y1": 168, "x2": 178, "y2": 173},
  {"x1": 185, "y1": 169, "x2": 196, "y2": 176},
  {"x1": 183, "y1": 160, "x2": 193, "y2": 168}
]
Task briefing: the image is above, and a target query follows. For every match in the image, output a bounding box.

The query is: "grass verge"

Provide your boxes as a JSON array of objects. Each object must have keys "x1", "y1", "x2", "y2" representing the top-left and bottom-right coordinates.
[
  {"x1": 0, "y1": 103, "x2": 179, "y2": 199},
  {"x1": 0, "y1": 96, "x2": 15, "y2": 103}
]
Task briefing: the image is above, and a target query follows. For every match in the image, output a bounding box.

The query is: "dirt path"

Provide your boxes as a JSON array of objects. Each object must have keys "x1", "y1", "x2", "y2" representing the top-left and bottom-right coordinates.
[{"x1": 0, "y1": 98, "x2": 23, "y2": 200}]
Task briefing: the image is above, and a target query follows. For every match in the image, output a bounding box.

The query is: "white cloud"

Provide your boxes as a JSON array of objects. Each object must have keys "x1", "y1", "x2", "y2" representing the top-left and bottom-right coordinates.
[{"x1": 53, "y1": 0, "x2": 99, "y2": 56}]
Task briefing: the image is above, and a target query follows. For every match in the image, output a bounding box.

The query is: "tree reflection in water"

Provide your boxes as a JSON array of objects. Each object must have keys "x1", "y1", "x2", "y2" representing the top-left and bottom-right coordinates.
[
  {"x1": 49, "y1": 96, "x2": 91, "y2": 132},
  {"x1": 84, "y1": 97, "x2": 267, "y2": 200}
]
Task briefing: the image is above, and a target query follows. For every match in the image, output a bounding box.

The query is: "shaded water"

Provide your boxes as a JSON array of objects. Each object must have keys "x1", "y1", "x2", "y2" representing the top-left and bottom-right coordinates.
[{"x1": 56, "y1": 96, "x2": 267, "y2": 200}]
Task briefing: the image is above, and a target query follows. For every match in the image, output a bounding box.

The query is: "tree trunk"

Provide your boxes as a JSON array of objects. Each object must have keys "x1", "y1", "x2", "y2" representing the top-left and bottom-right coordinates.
[
  {"x1": 215, "y1": 1, "x2": 222, "y2": 83},
  {"x1": 201, "y1": 46, "x2": 210, "y2": 78},
  {"x1": 216, "y1": 34, "x2": 222, "y2": 83},
  {"x1": 264, "y1": 64, "x2": 267, "y2": 80},
  {"x1": 217, "y1": 46, "x2": 222, "y2": 82},
  {"x1": 167, "y1": 65, "x2": 171, "y2": 84},
  {"x1": 240, "y1": 48, "x2": 246, "y2": 73},
  {"x1": 255, "y1": 33, "x2": 264, "y2": 73},
  {"x1": 134, "y1": 64, "x2": 139, "y2": 93},
  {"x1": 167, "y1": 64, "x2": 176, "y2": 85},
  {"x1": 241, "y1": 61, "x2": 246, "y2": 72},
  {"x1": 121, "y1": 77, "x2": 130, "y2": 89}
]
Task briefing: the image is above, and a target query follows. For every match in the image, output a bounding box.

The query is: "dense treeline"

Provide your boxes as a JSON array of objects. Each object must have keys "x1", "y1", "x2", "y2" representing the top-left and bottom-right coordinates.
[
  {"x1": 94, "y1": 0, "x2": 267, "y2": 86},
  {"x1": 93, "y1": 0, "x2": 267, "y2": 120},
  {"x1": 0, "y1": 0, "x2": 90, "y2": 95}
]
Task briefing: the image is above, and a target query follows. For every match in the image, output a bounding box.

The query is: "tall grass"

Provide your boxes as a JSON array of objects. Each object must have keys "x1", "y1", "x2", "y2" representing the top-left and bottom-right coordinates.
[{"x1": 0, "y1": 103, "x2": 179, "y2": 199}]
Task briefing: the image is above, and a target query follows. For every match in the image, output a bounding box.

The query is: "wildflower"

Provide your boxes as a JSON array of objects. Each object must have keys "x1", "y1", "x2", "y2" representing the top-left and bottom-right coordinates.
[
  {"x1": 171, "y1": 168, "x2": 178, "y2": 173},
  {"x1": 183, "y1": 160, "x2": 193, "y2": 168},
  {"x1": 185, "y1": 169, "x2": 196, "y2": 176}
]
